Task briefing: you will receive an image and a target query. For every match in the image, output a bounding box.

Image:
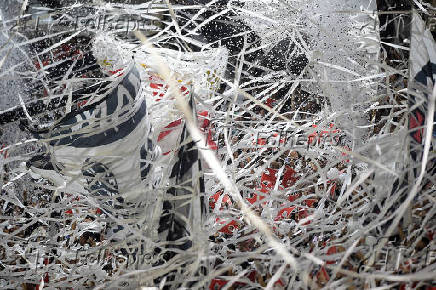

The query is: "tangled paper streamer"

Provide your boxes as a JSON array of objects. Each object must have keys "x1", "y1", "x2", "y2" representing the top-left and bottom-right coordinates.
[{"x1": 0, "y1": 0, "x2": 435, "y2": 289}]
